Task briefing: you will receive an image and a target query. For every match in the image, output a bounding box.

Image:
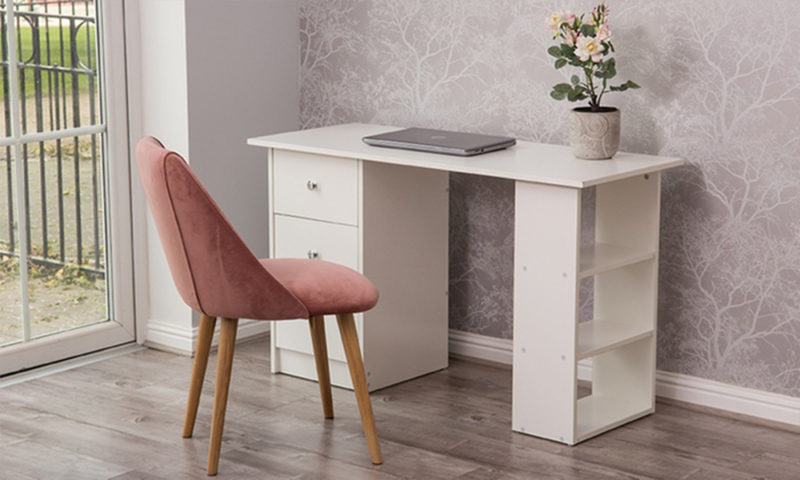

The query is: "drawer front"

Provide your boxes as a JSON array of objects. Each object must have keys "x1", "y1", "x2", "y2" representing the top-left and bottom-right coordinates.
[
  {"x1": 273, "y1": 215, "x2": 359, "y2": 269},
  {"x1": 273, "y1": 150, "x2": 359, "y2": 226},
  {"x1": 273, "y1": 214, "x2": 360, "y2": 362}
]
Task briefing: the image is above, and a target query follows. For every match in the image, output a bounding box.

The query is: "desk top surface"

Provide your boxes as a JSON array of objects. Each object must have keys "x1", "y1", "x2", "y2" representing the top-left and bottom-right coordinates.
[{"x1": 248, "y1": 123, "x2": 684, "y2": 188}]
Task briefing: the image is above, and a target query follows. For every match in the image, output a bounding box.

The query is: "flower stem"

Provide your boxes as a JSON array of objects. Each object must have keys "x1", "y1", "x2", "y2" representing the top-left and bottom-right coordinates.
[
  {"x1": 584, "y1": 65, "x2": 598, "y2": 110},
  {"x1": 597, "y1": 76, "x2": 608, "y2": 107}
]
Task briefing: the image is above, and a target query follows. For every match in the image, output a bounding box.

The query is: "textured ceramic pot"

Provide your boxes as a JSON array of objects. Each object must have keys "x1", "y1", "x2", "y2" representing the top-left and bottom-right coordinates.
[{"x1": 569, "y1": 107, "x2": 621, "y2": 160}]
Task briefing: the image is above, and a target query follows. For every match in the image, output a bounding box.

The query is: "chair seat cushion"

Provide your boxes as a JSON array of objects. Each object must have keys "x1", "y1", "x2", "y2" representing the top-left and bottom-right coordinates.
[{"x1": 260, "y1": 259, "x2": 379, "y2": 316}]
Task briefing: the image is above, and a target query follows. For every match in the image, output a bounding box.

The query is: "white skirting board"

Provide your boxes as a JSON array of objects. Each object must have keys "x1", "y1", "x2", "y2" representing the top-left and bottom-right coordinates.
[
  {"x1": 449, "y1": 328, "x2": 800, "y2": 427},
  {"x1": 145, "y1": 319, "x2": 270, "y2": 355}
]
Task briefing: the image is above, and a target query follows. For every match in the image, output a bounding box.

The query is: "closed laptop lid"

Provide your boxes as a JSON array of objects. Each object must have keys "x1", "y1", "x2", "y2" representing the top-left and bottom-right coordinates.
[{"x1": 363, "y1": 127, "x2": 516, "y2": 156}]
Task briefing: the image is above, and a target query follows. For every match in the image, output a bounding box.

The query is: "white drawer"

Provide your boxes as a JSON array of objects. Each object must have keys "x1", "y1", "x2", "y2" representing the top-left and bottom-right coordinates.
[
  {"x1": 273, "y1": 150, "x2": 359, "y2": 226},
  {"x1": 273, "y1": 214, "x2": 359, "y2": 270},
  {"x1": 273, "y1": 214, "x2": 360, "y2": 362}
]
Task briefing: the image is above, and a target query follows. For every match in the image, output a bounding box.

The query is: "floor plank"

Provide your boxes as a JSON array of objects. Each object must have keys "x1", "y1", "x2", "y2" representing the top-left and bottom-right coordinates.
[{"x1": 0, "y1": 338, "x2": 798, "y2": 479}]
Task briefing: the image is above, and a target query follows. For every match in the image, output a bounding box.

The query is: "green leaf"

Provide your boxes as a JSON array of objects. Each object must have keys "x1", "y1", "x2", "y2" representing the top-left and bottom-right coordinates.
[
  {"x1": 570, "y1": 75, "x2": 580, "y2": 85},
  {"x1": 579, "y1": 24, "x2": 595, "y2": 37},
  {"x1": 609, "y1": 80, "x2": 641, "y2": 92},
  {"x1": 595, "y1": 68, "x2": 616, "y2": 79},
  {"x1": 560, "y1": 45, "x2": 579, "y2": 64},
  {"x1": 547, "y1": 46, "x2": 562, "y2": 58},
  {"x1": 554, "y1": 58, "x2": 567, "y2": 69},
  {"x1": 553, "y1": 83, "x2": 573, "y2": 93},
  {"x1": 562, "y1": 86, "x2": 589, "y2": 102},
  {"x1": 550, "y1": 90, "x2": 567, "y2": 100},
  {"x1": 567, "y1": 88, "x2": 584, "y2": 102},
  {"x1": 594, "y1": 60, "x2": 616, "y2": 79}
]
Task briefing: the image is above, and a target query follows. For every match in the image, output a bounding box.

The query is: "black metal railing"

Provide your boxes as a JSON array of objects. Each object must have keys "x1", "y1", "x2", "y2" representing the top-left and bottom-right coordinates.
[{"x1": 0, "y1": 0, "x2": 104, "y2": 277}]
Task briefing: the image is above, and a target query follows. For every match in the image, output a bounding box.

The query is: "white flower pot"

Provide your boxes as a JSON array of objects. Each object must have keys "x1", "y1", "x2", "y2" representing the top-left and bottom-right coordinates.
[{"x1": 569, "y1": 107, "x2": 620, "y2": 160}]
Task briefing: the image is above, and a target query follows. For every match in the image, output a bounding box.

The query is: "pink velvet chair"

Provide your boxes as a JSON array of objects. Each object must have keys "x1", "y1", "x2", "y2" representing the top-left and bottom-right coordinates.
[{"x1": 135, "y1": 137, "x2": 382, "y2": 476}]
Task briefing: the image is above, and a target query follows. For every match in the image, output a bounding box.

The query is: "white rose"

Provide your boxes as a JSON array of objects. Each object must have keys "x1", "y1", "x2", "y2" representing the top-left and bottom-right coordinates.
[{"x1": 575, "y1": 35, "x2": 605, "y2": 63}]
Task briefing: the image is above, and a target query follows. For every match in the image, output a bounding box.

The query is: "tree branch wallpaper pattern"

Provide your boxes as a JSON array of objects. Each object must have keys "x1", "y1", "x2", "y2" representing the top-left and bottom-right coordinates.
[{"x1": 298, "y1": 0, "x2": 800, "y2": 397}]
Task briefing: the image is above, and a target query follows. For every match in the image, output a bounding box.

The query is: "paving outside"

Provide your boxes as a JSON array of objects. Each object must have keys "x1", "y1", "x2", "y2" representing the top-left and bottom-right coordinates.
[{"x1": 0, "y1": 264, "x2": 106, "y2": 346}]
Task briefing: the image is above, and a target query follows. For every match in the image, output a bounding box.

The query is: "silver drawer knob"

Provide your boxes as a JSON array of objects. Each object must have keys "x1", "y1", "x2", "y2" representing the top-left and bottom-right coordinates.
[
  {"x1": 307, "y1": 250, "x2": 319, "y2": 259},
  {"x1": 306, "y1": 180, "x2": 318, "y2": 191}
]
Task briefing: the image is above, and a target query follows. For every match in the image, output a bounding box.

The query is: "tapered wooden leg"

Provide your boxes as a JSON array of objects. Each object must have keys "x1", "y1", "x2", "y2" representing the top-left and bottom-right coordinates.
[
  {"x1": 207, "y1": 317, "x2": 238, "y2": 476},
  {"x1": 337, "y1": 313, "x2": 382, "y2": 465},
  {"x1": 309, "y1": 315, "x2": 334, "y2": 419},
  {"x1": 183, "y1": 314, "x2": 217, "y2": 438}
]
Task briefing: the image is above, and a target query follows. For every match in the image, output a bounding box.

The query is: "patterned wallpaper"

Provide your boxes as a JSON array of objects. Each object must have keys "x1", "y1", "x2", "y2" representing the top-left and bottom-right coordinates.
[{"x1": 298, "y1": 0, "x2": 800, "y2": 397}]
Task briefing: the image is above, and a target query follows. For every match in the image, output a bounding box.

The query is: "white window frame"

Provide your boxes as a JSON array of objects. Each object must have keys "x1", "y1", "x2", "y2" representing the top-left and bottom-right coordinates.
[{"x1": 0, "y1": 0, "x2": 135, "y2": 375}]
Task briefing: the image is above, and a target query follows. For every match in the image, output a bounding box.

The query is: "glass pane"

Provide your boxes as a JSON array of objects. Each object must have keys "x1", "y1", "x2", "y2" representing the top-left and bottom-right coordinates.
[
  {"x1": 14, "y1": 1, "x2": 101, "y2": 135},
  {"x1": 0, "y1": 143, "x2": 22, "y2": 346},
  {"x1": 26, "y1": 133, "x2": 107, "y2": 339},
  {"x1": 1, "y1": 1, "x2": 10, "y2": 140}
]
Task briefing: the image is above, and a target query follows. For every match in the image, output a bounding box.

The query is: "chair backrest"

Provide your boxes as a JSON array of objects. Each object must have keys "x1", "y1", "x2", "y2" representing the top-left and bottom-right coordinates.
[{"x1": 135, "y1": 137, "x2": 308, "y2": 320}]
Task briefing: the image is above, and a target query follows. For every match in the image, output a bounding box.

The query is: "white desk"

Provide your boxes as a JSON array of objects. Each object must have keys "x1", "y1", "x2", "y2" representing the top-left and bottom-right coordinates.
[{"x1": 248, "y1": 123, "x2": 684, "y2": 445}]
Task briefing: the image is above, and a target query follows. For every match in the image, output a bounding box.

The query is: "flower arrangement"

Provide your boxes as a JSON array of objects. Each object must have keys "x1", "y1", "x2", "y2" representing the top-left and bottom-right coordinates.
[{"x1": 546, "y1": 3, "x2": 639, "y2": 111}]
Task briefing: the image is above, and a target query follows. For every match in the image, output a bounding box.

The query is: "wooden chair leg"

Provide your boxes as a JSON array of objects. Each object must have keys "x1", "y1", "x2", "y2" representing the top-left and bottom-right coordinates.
[
  {"x1": 207, "y1": 317, "x2": 238, "y2": 476},
  {"x1": 309, "y1": 315, "x2": 334, "y2": 419},
  {"x1": 336, "y1": 313, "x2": 382, "y2": 465},
  {"x1": 183, "y1": 313, "x2": 217, "y2": 438}
]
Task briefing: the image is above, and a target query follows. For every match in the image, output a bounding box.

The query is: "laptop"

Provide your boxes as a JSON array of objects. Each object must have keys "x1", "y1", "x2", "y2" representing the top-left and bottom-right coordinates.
[{"x1": 363, "y1": 127, "x2": 516, "y2": 157}]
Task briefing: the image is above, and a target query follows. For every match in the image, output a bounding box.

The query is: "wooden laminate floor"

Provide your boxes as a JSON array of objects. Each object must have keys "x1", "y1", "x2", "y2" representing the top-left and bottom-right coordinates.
[{"x1": 1, "y1": 337, "x2": 799, "y2": 479}]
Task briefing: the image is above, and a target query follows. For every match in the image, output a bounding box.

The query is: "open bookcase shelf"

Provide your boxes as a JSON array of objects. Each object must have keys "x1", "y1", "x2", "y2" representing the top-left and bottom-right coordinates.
[
  {"x1": 576, "y1": 394, "x2": 653, "y2": 442},
  {"x1": 579, "y1": 242, "x2": 655, "y2": 279},
  {"x1": 509, "y1": 169, "x2": 674, "y2": 445},
  {"x1": 577, "y1": 320, "x2": 653, "y2": 360},
  {"x1": 574, "y1": 335, "x2": 655, "y2": 443}
]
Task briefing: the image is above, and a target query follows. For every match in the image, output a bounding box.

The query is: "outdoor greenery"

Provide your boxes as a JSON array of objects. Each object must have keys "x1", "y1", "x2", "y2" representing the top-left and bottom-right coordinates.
[{"x1": 0, "y1": 24, "x2": 97, "y2": 100}]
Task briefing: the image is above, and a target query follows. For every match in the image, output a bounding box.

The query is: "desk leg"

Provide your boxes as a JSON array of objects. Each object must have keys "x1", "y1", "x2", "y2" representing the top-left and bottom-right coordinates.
[{"x1": 512, "y1": 181, "x2": 580, "y2": 444}]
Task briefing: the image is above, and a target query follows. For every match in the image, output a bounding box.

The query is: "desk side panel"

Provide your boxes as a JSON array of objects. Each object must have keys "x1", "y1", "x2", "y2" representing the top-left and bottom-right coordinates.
[
  {"x1": 362, "y1": 162, "x2": 450, "y2": 391},
  {"x1": 513, "y1": 181, "x2": 580, "y2": 443}
]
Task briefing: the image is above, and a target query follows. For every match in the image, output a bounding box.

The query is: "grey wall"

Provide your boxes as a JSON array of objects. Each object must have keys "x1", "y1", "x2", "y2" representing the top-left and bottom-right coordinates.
[
  {"x1": 298, "y1": 0, "x2": 800, "y2": 397},
  {"x1": 186, "y1": 0, "x2": 299, "y2": 259},
  {"x1": 134, "y1": 0, "x2": 299, "y2": 344}
]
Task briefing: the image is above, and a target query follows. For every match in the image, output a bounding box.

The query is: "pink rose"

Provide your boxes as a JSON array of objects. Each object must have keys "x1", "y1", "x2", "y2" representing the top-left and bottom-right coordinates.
[{"x1": 596, "y1": 24, "x2": 611, "y2": 42}]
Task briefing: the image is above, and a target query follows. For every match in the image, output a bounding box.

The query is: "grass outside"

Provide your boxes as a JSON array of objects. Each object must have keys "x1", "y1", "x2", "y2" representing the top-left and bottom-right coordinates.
[{"x1": 2, "y1": 24, "x2": 97, "y2": 100}]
